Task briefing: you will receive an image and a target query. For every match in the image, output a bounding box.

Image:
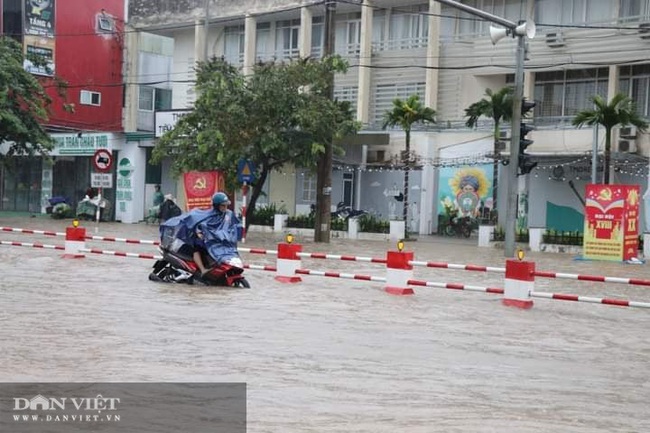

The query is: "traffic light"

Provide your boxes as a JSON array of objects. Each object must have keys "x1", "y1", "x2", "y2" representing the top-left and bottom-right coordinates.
[{"x1": 518, "y1": 98, "x2": 537, "y2": 175}]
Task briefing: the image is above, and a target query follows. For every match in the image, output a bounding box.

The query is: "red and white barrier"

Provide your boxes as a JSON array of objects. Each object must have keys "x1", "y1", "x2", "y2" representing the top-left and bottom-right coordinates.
[
  {"x1": 275, "y1": 241, "x2": 302, "y2": 283},
  {"x1": 85, "y1": 235, "x2": 160, "y2": 245},
  {"x1": 0, "y1": 227, "x2": 64, "y2": 237},
  {"x1": 384, "y1": 250, "x2": 414, "y2": 296},
  {"x1": 503, "y1": 259, "x2": 535, "y2": 309},
  {"x1": 0, "y1": 240, "x2": 64, "y2": 250},
  {"x1": 62, "y1": 225, "x2": 86, "y2": 259},
  {"x1": 80, "y1": 248, "x2": 162, "y2": 260}
]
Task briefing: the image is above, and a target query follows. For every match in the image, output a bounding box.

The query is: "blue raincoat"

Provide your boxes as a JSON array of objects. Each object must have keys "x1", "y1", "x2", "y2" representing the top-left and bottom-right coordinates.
[{"x1": 160, "y1": 208, "x2": 241, "y2": 264}]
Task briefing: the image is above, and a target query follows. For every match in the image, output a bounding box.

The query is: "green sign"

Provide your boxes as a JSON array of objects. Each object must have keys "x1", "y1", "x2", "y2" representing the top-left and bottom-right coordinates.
[
  {"x1": 54, "y1": 134, "x2": 109, "y2": 155},
  {"x1": 118, "y1": 158, "x2": 134, "y2": 178}
]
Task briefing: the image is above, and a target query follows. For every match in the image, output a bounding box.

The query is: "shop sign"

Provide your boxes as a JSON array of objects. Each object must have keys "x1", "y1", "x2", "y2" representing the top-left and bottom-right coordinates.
[
  {"x1": 155, "y1": 110, "x2": 191, "y2": 138},
  {"x1": 116, "y1": 158, "x2": 133, "y2": 202},
  {"x1": 53, "y1": 134, "x2": 110, "y2": 155}
]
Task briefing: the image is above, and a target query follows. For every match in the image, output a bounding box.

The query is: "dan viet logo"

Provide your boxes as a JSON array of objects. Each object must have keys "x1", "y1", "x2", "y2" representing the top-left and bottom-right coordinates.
[{"x1": 12, "y1": 394, "x2": 121, "y2": 423}]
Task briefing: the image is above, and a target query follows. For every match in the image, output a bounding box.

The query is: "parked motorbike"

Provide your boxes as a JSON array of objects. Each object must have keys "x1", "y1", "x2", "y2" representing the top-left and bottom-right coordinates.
[
  {"x1": 331, "y1": 202, "x2": 368, "y2": 220},
  {"x1": 149, "y1": 243, "x2": 250, "y2": 288},
  {"x1": 443, "y1": 216, "x2": 473, "y2": 238}
]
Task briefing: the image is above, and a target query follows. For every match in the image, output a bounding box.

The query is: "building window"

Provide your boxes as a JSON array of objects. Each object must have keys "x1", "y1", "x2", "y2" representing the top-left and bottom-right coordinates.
[
  {"x1": 224, "y1": 25, "x2": 244, "y2": 65},
  {"x1": 335, "y1": 14, "x2": 361, "y2": 56},
  {"x1": 333, "y1": 86, "x2": 358, "y2": 116},
  {"x1": 373, "y1": 82, "x2": 426, "y2": 125},
  {"x1": 138, "y1": 86, "x2": 154, "y2": 111},
  {"x1": 620, "y1": 0, "x2": 650, "y2": 21},
  {"x1": 533, "y1": 68, "x2": 608, "y2": 119},
  {"x1": 311, "y1": 16, "x2": 324, "y2": 57},
  {"x1": 535, "y1": 0, "x2": 612, "y2": 26},
  {"x1": 256, "y1": 22, "x2": 273, "y2": 62},
  {"x1": 80, "y1": 90, "x2": 101, "y2": 106},
  {"x1": 302, "y1": 173, "x2": 316, "y2": 202},
  {"x1": 275, "y1": 19, "x2": 300, "y2": 60},
  {"x1": 139, "y1": 86, "x2": 172, "y2": 111},
  {"x1": 620, "y1": 64, "x2": 650, "y2": 117},
  {"x1": 97, "y1": 15, "x2": 114, "y2": 32},
  {"x1": 388, "y1": 4, "x2": 429, "y2": 50}
]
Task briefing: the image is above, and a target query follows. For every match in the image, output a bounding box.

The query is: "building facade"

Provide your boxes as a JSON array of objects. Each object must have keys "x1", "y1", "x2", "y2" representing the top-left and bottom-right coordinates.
[
  {"x1": 0, "y1": 0, "x2": 132, "y2": 219},
  {"x1": 128, "y1": 0, "x2": 650, "y2": 233}
]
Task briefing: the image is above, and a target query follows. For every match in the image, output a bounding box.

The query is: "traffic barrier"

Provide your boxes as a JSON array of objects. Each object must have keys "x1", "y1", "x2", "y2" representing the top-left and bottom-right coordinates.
[
  {"x1": 275, "y1": 235, "x2": 302, "y2": 283},
  {"x1": 62, "y1": 221, "x2": 86, "y2": 259},
  {"x1": 79, "y1": 248, "x2": 162, "y2": 260},
  {"x1": 0, "y1": 240, "x2": 64, "y2": 251},
  {"x1": 503, "y1": 256, "x2": 535, "y2": 309},
  {"x1": 384, "y1": 243, "x2": 414, "y2": 296}
]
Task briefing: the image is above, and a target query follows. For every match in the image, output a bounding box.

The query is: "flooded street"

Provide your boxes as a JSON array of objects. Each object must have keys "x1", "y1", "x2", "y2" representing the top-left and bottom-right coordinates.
[{"x1": 1, "y1": 216, "x2": 650, "y2": 432}]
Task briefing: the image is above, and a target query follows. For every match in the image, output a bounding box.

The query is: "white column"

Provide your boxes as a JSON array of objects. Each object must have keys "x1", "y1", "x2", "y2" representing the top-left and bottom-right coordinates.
[
  {"x1": 419, "y1": 135, "x2": 435, "y2": 234},
  {"x1": 115, "y1": 145, "x2": 146, "y2": 224},
  {"x1": 243, "y1": 14, "x2": 257, "y2": 77},
  {"x1": 424, "y1": 0, "x2": 441, "y2": 108},
  {"x1": 194, "y1": 19, "x2": 206, "y2": 64},
  {"x1": 357, "y1": 0, "x2": 373, "y2": 124},
  {"x1": 299, "y1": 4, "x2": 313, "y2": 58}
]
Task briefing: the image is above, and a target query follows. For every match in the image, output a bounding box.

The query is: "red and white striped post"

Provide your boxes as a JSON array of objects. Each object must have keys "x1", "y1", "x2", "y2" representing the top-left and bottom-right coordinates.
[
  {"x1": 384, "y1": 240, "x2": 414, "y2": 296},
  {"x1": 503, "y1": 251, "x2": 534, "y2": 309},
  {"x1": 275, "y1": 234, "x2": 302, "y2": 283},
  {"x1": 62, "y1": 219, "x2": 86, "y2": 259}
]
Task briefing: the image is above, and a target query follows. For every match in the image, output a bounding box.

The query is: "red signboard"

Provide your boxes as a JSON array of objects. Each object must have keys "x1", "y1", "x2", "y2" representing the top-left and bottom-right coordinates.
[
  {"x1": 182, "y1": 171, "x2": 226, "y2": 211},
  {"x1": 583, "y1": 184, "x2": 640, "y2": 261}
]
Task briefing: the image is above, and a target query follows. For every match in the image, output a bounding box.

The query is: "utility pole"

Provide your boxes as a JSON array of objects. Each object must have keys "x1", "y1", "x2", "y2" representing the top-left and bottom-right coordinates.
[{"x1": 314, "y1": 0, "x2": 336, "y2": 243}]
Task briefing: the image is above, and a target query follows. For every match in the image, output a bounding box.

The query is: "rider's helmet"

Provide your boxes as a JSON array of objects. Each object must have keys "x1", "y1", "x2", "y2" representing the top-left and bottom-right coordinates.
[{"x1": 212, "y1": 192, "x2": 231, "y2": 211}]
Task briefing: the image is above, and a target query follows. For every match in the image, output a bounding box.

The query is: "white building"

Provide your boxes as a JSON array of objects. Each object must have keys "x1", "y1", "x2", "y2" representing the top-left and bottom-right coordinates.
[{"x1": 128, "y1": 0, "x2": 650, "y2": 233}]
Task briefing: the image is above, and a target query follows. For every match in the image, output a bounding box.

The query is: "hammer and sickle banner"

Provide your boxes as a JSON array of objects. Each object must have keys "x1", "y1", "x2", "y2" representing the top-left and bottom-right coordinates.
[
  {"x1": 583, "y1": 184, "x2": 640, "y2": 261},
  {"x1": 183, "y1": 171, "x2": 226, "y2": 210}
]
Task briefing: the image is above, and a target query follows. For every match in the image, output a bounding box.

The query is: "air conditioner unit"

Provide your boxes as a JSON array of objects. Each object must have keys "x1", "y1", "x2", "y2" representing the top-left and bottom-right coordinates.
[
  {"x1": 545, "y1": 31, "x2": 565, "y2": 48},
  {"x1": 617, "y1": 139, "x2": 638, "y2": 154},
  {"x1": 639, "y1": 22, "x2": 650, "y2": 40},
  {"x1": 619, "y1": 126, "x2": 637, "y2": 139},
  {"x1": 499, "y1": 129, "x2": 510, "y2": 140}
]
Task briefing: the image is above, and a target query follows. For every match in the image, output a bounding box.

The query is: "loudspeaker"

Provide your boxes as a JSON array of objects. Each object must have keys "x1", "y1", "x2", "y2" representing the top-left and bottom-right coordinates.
[
  {"x1": 514, "y1": 20, "x2": 536, "y2": 39},
  {"x1": 489, "y1": 26, "x2": 508, "y2": 45}
]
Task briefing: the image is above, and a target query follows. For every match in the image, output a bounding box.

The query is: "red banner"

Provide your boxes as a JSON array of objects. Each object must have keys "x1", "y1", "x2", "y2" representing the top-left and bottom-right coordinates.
[
  {"x1": 183, "y1": 171, "x2": 226, "y2": 211},
  {"x1": 583, "y1": 184, "x2": 639, "y2": 261}
]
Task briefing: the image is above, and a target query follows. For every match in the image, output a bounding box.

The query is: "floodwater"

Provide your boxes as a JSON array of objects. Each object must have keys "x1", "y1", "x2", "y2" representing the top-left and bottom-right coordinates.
[{"x1": 1, "y1": 216, "x2": 649, "y2": 433}]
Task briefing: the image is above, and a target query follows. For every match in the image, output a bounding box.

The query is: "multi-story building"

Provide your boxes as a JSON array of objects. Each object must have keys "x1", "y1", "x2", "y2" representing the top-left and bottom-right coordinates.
[
  {"x1": 0, "y1": 0, "x2": 130, "y2": 219},
  {"x1": 128, "y1": 0, "x2": 650, "y2": 234}
]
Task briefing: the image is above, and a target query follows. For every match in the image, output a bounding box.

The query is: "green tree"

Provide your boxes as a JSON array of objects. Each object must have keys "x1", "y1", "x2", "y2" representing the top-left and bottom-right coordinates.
[
  {"x1": 464, "y1": 86, "x2": 513, "y2": 214},
  {"x1": 152, "y1": 56, "x2": 359, "y2": 227},
  {"x1": 382, "y1": 95, "x2": 436, "y2": 238},
  {"x1": 572, "y1": 93, "x2": 648, "y2": 184},
  {"x1": 0, "y1": 36, "x2": 55, "y2": 165}
]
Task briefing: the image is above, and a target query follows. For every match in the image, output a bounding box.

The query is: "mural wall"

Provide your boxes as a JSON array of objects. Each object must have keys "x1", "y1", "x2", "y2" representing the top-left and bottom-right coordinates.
[{"x1": 437, "y1": 164, "x2": 493, "y2": 222}]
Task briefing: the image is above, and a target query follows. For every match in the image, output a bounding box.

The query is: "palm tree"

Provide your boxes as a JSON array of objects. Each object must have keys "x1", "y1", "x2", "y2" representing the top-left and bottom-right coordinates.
[
  {"x1": 464, "y1": 87, "x2": 514, "y2": 213},
  {"x1": 382, "y1": 95, "x2": 436, "y2": 239},
  {"x1": 572, "y1": 93, "x2": 648, "y2": 184}
]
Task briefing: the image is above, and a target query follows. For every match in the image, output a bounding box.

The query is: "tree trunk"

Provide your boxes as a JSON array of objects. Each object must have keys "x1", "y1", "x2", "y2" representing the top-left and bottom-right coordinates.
[
  {"x1": 403, "y1": 129, "x2": 410, "y2": 239},
  {"x1": 603, "y1": 127, "x2": 611, "y2": 185},
  {"x1": 245, "y1": 166, "x2": 269, "y2": 231}
]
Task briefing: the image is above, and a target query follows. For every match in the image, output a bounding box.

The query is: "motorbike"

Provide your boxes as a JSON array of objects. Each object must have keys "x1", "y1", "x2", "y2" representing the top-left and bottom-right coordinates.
[
  {"x1": 331, "y1": 202, "x2": 368, "y2": 220},
  {"x1": 149, "y1": 209, "x2": 250, "y2": 288},
  {"x1": 443, "y1": 215, "x2": 473, "y2": 238},
  {"x1": 149, "y1": 242, "x2": 250, "y2": 288}
]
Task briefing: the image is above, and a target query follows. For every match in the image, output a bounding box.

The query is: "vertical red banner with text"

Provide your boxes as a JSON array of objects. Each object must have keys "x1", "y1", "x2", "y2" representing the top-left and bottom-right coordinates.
[
  {"x1": 583, "y1": 184, "x2": 640, "y2": 261},
  {"x1": 183, "y1": 171, "x2": 225, "y2": 211},
  {"x1": 622, "y1": 185, "x2": 640, "y2": 260}
]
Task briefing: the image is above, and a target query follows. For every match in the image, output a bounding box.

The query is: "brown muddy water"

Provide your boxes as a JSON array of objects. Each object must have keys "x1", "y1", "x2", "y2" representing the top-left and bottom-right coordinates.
[{"x1": 1, "y1": 217, "x2": 649, "y2": 432}]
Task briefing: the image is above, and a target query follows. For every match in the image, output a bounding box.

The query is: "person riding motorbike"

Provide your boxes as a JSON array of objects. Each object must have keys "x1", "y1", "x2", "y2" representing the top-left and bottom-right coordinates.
[{"x1": 191, "y1": 192, "x2": 241, "y2": 276}]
